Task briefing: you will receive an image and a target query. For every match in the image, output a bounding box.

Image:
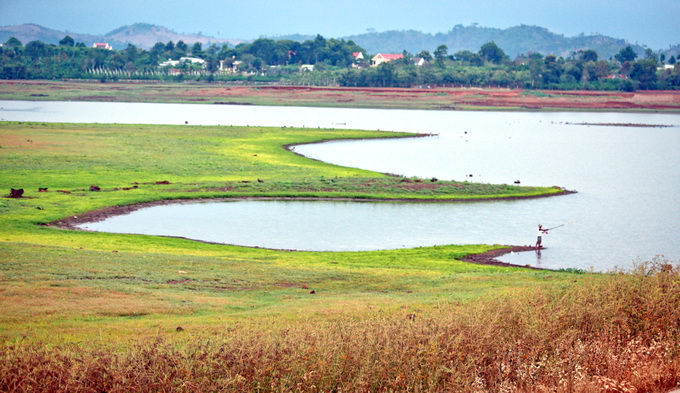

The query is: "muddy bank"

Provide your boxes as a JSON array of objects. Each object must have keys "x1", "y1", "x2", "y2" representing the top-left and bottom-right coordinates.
[
  {"x1": 461, "y1": 246, "x2": 547, "y2": 270},
  {"x1": 565, "y1": 122, "x2": 675, "y2": 128},
  {"x1": 3, "y1": 81, "x2": 679, "y2": 112}
]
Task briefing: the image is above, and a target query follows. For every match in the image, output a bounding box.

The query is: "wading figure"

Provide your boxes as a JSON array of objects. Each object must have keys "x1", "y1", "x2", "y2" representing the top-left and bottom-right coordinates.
[{"x1": 535, "y1": 224, "x2": 548, "y2": 249}]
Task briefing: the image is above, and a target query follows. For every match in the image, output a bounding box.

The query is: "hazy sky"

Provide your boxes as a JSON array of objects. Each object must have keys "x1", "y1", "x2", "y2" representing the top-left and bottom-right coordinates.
[{"x1": 1, "y1": 0, "x2": 678, "y2": 48}]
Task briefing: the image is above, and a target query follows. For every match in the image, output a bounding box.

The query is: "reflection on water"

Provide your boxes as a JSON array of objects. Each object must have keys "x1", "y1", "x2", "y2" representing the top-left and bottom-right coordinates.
[
  {"x1": 79, "y1": 198, "x2": 552, "y2": 252},
  {"x1": 2, "y1": 101, "x2": 679, "y2": 270}
]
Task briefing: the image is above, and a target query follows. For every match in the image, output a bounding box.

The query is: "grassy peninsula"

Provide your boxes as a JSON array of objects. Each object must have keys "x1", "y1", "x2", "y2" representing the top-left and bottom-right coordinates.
[{"x1": 1, "y1": 121, "x2": 678, "y2": 391}]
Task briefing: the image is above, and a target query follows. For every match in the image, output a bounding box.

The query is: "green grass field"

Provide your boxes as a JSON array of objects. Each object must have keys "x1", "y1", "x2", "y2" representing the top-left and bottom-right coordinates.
[
  {"x1": 0, "y1": 121, "x2": 566, "y2": 340},
  {"x1": 1, "y1": 120, "x2": 677, "y2": 391}
]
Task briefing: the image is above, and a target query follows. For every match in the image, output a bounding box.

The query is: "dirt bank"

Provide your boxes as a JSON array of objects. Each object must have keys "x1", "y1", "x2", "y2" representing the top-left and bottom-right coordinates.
[
  {"x1": 461, "y1": 246, "x2": 546, "y2": 270},
  {"x1": 2, "y1": 81, "x2": 679, "y2": 112}
]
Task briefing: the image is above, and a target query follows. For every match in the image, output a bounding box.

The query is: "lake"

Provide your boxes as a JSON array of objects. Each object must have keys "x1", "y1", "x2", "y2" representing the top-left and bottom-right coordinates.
[{"x1": 2, "y1": 100, "x2": 679, "y2": 270}]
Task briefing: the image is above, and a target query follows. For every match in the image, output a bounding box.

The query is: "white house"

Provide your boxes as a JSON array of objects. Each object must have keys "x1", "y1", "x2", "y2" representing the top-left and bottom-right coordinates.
[
  {"x1": 180, "y1": 57, "x2": 206, "y2": 66},
  {"x1": 231, "y1": 60, "x2": 243, "y2": 72},
  {"x1": 159, "y1": 57, "x2": 206, "y2": 69},
  {"x1": 412, "y1": 57, "x2": 427, "y2": 67},
  {"x1": 159, "y1": 58, "x2": 180, "y2": 67},
  {"x1": 92, "y1": 43, "x2": 112, "y2": 50}
]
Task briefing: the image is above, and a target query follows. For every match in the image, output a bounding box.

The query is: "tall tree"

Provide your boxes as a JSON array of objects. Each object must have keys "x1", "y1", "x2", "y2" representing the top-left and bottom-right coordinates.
[
  {"x1": 434, "y1": 44, "x2": 448, "y2": 67},
  {"x1": 191, "y1": 42, "x2": 203, "y2": 57},
  {"x1": 4, "y1": 36, "x2": 22, "y2": 48},
  {"x1": 479, "y1": 41, "x2": 506, "y2": 64},
  {"x1": 417, "y1": 50, "x2": 432, "y2": 61},
  {"x1": 579, "y1": 49, "x2": 598, "y2": 62},
  {"x1": 644, "y1": 48, "x2": 658, "y2": 65},
  {"x1": 615, "y1": 46, "x2": 637, "y2": 63},
  {"x1": 59, "y1": 35, "x2": 75, "y2": 47},
  {"x1": 629, "y1": 60, "x2": 658, "y2": 89}
]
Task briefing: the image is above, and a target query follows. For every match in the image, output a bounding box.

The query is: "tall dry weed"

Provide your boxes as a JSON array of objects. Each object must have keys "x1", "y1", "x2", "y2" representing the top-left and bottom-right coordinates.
[{"x1": 1, "y1": 260, "x2": 678, "y2": 392}]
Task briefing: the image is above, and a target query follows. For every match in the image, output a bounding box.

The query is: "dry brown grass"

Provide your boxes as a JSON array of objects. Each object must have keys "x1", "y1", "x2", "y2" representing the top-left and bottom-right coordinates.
[{"x1": 1, "y1": 261, "x2": 678, "y2": 392}]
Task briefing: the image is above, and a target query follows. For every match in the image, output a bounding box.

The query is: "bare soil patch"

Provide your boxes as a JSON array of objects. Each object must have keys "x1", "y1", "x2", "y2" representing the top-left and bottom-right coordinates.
[{"x1": 3, "y1": 81, "x2": 679, "y2": 111}]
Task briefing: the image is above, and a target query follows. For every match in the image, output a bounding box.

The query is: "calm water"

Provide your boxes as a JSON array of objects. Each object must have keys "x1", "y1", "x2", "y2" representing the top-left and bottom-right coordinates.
[{"x1": 2, "y1": 100, "x2": 679, "y2": 270}]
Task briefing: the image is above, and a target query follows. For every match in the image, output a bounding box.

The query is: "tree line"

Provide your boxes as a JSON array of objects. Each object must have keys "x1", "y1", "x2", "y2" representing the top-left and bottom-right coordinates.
[
  {"x1": 1, "y1": 34, "x2": 678, "y2": 91},
  {"x1": 337, "y1": 43, "x2": 679, "y2": 91}
]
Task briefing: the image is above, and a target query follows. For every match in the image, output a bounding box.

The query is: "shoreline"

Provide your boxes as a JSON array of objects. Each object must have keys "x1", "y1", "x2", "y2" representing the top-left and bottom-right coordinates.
[
  {"x1": 2, "y1": 81, "x2": 679, "y2": 113},
  {"x1": 47, "y1": 195, "x2": 562, "y2": 270},
  {"x1": 461, "y1": 246, "x2": 547, "y2": 270},
  {"x1": 48, "y1": 191, "x2": 575, "y2": 229}
]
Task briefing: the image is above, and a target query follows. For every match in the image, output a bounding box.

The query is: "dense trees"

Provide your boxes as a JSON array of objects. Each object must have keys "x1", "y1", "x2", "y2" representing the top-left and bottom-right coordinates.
[
  {"x1": 629, "y1": 60, "x2": 658, "y2": 89},
  {"x1": 479, "y1": 41, "x2": 506, "y2": 64},
  {"x1": 1, "y1": 35, "x2": 678, "y2": 90},
  {"x1": 615, "y1": 46, "x2": 638, "y2": 63},
  {"x1": 59, "y1": 35, "x2": 75, "y2": 47},
  {"x1": 336, "y1": 44, "x2": 679, "y2": 90}
]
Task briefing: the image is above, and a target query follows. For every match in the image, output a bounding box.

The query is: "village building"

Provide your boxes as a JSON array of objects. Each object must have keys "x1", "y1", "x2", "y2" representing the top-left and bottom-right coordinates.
[
  {"x1": 231, "y1": 60, "x2": 243, "y2": 72},
  {"x1": 371, "y1": 53, "x2": 404, "y2": 67},
  {"x1": 412, "y1": 57, "x2": 427, "y2": 67},
  {"x1": 159, "y1": 57, "x2": 207, "y2": 69},
  {"x1": 159, "y1": 59, "x2": 180, "y2": 68},
  {"x1": 179, "y1": 57, "x2": 206, "y2": 66},
  {"x1": 92, "y1": 43, "x2": 112, "y2": 50}
]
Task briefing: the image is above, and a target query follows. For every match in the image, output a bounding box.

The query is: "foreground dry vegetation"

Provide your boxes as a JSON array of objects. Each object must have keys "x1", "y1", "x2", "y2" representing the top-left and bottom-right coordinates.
[{"x1": 1, "y1": 261, "x2": 678, "y2": 392}]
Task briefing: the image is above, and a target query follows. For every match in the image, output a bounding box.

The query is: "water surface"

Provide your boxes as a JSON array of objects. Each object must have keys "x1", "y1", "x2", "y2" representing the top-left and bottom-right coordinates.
[{"x1": 2, "y1": 101, "x2": 678, "y2": 270}]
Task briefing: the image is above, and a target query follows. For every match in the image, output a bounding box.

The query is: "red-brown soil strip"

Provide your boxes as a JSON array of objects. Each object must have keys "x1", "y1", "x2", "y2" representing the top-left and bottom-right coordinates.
[{"x1": 565, "y1": 122, "x2": 675, "y2": 127}]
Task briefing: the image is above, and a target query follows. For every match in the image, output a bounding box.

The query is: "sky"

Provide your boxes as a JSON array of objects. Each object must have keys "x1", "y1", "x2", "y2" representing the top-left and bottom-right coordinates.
[{"x1": 0, "y1": 0, "x2": 678, "y2": 49}]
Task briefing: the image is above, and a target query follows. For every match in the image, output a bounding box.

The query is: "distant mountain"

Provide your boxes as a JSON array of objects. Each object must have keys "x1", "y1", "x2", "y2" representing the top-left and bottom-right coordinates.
[
  {"x1": 344, "y1": 25, "x2": 649, "y2": 60},
  {"x1": 1, "y1": 23, "x2": 675, "y2": 61},
  {"x1": 0, "y1": 23, "x2": 241, "y2": 49},
  {"x1": 0, "y1": 24, "x2": 102, "y2": 47},
  {"x1": 663, "y1": 44, "x2": 680, "y2": 58},
  {"x1": 104, "y1": 23, "x2": 241, "y2": 49}
]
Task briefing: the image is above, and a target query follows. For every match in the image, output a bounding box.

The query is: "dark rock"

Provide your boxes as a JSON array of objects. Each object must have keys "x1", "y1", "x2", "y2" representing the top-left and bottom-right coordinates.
[{"x1": 9, "y1": 188, "x2": 24, "y2": 198}]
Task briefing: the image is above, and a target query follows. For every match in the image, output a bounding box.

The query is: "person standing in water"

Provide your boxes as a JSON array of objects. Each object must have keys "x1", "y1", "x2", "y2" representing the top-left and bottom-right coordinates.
[{"x1": 535, "y1": 224, "x2": 548, "y2": 249}]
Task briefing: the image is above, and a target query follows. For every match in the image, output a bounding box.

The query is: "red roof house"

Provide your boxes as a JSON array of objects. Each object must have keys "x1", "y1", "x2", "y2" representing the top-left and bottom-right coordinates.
[{"x1": 371, "y1": 53, "x2": 404, "y2": 66}]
